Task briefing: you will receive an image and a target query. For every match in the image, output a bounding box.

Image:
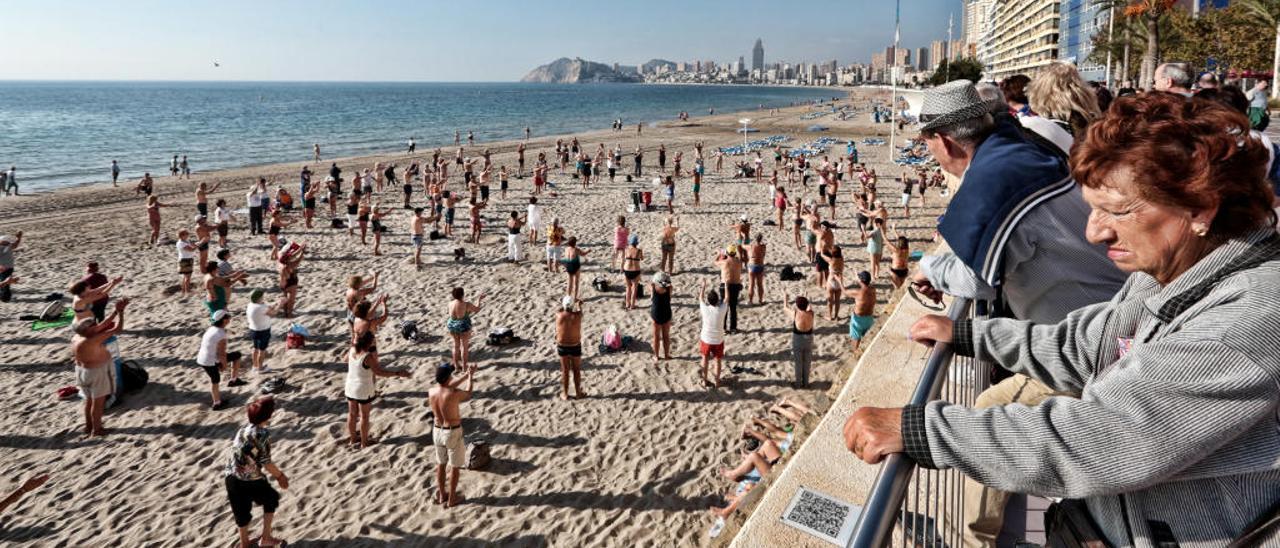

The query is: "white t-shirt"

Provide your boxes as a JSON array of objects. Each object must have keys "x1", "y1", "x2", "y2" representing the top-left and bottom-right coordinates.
[
  {"x1": 246, "y1": 189, "x2": 267, "y2": 208},
  {"x1": 176, "y1": 240, "x2": 196, "y2": 260},
  {"x1": 699, "y1": 301, "x2": 728, "y2": 345},
  {"x1": 246, "y1": 302, "x2": 272, "y2": 332},
  {"x1": 196, "y1": 326, "x2": 226, "y2": 366},
  {"x1": 527, "y1": 204, "x2": 543, "y2": 228},
  {"x1": 215, "y1": 206, "x2": 233, "y2": 224}
]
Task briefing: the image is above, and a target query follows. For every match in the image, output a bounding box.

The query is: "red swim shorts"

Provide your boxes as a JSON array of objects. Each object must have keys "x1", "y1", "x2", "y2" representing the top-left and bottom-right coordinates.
[{"x1": 699, "y1": 341, "x2": 725, "y2": 359}]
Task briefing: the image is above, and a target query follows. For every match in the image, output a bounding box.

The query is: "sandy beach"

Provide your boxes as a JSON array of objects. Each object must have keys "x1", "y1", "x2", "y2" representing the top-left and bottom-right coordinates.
[{"x1": 0, "y1": 91, "x2": 945, "y2": 547}]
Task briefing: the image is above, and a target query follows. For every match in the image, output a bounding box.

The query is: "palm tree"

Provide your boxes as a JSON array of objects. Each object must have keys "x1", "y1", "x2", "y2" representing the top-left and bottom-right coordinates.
[
  {"x1": 1240, "y1": 0, "x2": 1280, "y2": 99},
  {"x1": 1121, "y1": 0, "x2": 1176, "y2": 89}
]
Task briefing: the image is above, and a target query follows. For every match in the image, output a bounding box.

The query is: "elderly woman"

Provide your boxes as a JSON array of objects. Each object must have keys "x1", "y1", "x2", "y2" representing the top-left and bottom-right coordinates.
[
  {"x1": 845, "y1": 94, "x2": 1280, "y2": 545},
  {"x1": 224, "y1": 396, "x2": 289, "y2": 548},
  {"x1": 1023, "y1": 61, "x2": 1104, "y2": 155}
]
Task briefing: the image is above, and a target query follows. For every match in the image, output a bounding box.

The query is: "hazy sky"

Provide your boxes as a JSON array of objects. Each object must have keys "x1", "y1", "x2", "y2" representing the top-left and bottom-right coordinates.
[{"x1": 2, "y1": 0, "x2": 959, "y2": 81}]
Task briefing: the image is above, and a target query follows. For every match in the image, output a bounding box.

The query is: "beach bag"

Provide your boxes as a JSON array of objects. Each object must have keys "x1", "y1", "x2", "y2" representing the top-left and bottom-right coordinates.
[
  {"x1": 399, "y1": 320, "x2": 420, "y2": 342},
  {"x1": 285, "y1": 332, "x2": 305, "y2": 349},
  {"x1": 780, "y1": 265, "x2": 804, "y2": 281},
  {"x1": 330, "y1": 217, "x2": 346, "y2": 229},
  {"x1": 592, "y1": 276, "x2": 609, "y2": 293},
  {"x1": 601, "y1": 325, "x2": 623, "y2": 353},
  {"x1": 120, "y1": 360, "x2": 148, "y2": 392},
  {"x1": 260, "y1": 377, "x2": 285, "y2": 394},
  {"x1": 429, "y1": 229, "x2": 445, "y2": 240},
  {"x1": 38, "y1": 301, "x2": 66, "y2": 322},
  {"x1": 453, "y1": 248, "x2": 466, "y2": 261},
  {"x1": 626, "y1": 175, "x2": 633, "y2": 183},
  {"x1": 465, "y1": 441, "x2": 491, "y2": 470},
  {"x1": 487, "y1": 327, "x2": 515, "y2": 346}
]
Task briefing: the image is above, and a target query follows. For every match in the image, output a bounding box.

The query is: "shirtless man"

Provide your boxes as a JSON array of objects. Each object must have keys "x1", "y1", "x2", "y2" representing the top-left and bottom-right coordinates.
[
  {"x1": 410, "y1": 207, "x2": 439, "y2": 268},
  {"x1": 715, "y1": 247, "x2": 744, "y2": 334},
  {"x1": 745, "y1": 234, "x2": 767, "y2": 305},
  {"x1": 848, "y1": 271, "x2": 876, "y2": 352},
  {"x1": 196, "y1": 181, "x2": 222, "y2": 218},
  {"x1": 428, "y1": 362, "x2": 475, "y2": 509},
  {"x1": 554, "y1": 296, "x2": 586, "y2": 400},
  {"x1": 71, "y1": 298, "x2": 130, "y2": 437}
]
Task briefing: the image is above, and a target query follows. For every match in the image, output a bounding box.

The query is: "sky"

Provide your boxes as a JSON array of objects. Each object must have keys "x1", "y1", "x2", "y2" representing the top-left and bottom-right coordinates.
[{"x1": 1, "y1": 0, "x2": 959, "y2": 82}]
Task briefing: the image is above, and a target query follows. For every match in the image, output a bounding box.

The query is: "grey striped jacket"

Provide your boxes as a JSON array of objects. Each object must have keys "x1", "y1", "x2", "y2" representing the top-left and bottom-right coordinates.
[{"x1": 902, "y1": 228, "x2": 1280, "y2": 547}]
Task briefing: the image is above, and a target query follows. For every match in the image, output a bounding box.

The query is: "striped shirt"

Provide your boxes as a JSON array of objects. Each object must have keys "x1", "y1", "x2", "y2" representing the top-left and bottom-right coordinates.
[{"x1": 905, "y1": 228, "x2": 1280, "y2": 547}]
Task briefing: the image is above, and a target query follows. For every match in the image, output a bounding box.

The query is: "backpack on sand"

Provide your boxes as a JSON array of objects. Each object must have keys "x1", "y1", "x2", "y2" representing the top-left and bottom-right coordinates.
[
  {"x1": 592, "y1": 276, "x2": 609, "y2": 293},
  {"x1": 487, "y1": 327, "x2": 515, "y2": 346},
  {"x1": 120, "y1": 360, "x2": 149, "y2": 392},
  {"x1": 38, "y1": 301, "x2": 66, "y2": 322},
  {"x1": 466, "y1": 441, "x2": 491, "y2": 470}
]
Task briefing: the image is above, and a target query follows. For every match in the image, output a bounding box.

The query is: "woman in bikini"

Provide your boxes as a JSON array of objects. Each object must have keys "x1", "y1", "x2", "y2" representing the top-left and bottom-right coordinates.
[
  {"x1": 659, "y1": 216, "x2": 679, "y2": 274},
  {"x1": 356, "y1": 196, "x2": 372, "y2": 245},
  {"x1": 884, "y1": 223, "x2": 911, "y2": 289},
  {"x1": 345, "y1": 330, "x2": 410, "y2": 449},
  {"x1": 69, "y1": 275, "x2": 124, "y2": 322},
  {"x1": 621, "y1": 235, "x2": 643, "y2": 310},
  {"x1": 350, "y1": 295, "x2": 388, "y2": 345},
  {"x1": 145, "y1": 195, "x2": 176, "y2": 246},
  {"x1": 277, "y1": 244, "x2": 304, "y2": 318},
  {"x1": 791, "y1": 197, "x2": 805, "y2": 251},
  {"x1": 446, "y1": 287, "x2": 486, "y2": 370},
  {"x1": 267, "y1": 207, "x2": 290, "y2": 261},
  {"x1": 560, "y1": 237, "x2": 589, "y2": 300},
  {"x1": 611, "y1": 216, "x2": 629, "y2": 270},
  {"x1": 820, "y1": 246, "x2": 846, "y2": 320},
  {"x1": 649, "y1": 272, "x2": 674, "y2": 363}
]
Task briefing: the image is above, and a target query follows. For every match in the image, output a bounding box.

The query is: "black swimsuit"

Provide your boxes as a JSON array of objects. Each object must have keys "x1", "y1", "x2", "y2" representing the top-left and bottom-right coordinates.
[{"x1": 649, "y1": 287, "x2": 672, "y2": 324}]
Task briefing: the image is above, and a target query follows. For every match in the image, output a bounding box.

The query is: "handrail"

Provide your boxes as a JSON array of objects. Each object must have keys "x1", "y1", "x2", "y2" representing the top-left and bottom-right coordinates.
[{"x1": 846, "y1": 297, "x2": 974, "y2": 548}]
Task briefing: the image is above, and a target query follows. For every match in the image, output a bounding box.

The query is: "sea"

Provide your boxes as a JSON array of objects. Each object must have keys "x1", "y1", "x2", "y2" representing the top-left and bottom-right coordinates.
[{"x1": 0, "y1": 82, "x2": 839, "y2": 192}]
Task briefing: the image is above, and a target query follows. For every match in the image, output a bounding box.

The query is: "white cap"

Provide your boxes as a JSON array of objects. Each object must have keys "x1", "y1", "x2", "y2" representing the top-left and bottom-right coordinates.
[
  {"x1": 561, "y1": 295, "x2": 574, "y2": 310},
  {"x1": 210, "y1": 309, "x2": 229, "y2": 324},
  {"x1": 739, "y1": 213, "x2": 748, "y2": 221}
]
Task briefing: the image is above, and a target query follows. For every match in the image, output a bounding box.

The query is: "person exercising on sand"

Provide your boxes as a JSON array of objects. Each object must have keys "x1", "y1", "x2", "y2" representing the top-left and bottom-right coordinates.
[
  {"x1": 554, "y1": 296, "x2": 586, "y2": 400},
  {"x1": 429, "y1": 362, "x2": 475, "y2": 509}
]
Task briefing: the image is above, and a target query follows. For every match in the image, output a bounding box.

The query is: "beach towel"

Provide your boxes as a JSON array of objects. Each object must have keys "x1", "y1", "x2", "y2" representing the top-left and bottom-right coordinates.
[{"x1": 32, "y1": 308, "x2": 74, "y2": 331}]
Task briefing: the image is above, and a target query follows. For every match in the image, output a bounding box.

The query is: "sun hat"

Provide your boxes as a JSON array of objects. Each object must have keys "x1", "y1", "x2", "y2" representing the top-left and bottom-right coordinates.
[{"x1": 919, "y1": 79, "x2": 991, "y2": 132}]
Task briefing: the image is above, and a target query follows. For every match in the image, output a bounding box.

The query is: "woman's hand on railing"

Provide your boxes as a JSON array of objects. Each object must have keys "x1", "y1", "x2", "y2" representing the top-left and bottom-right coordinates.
[
  {"x1": 843, "y1": 407, "x2": 904, "y2": 465},
  {"x1": 908, "y1": 315, "x2": 953, "y2": 347}
]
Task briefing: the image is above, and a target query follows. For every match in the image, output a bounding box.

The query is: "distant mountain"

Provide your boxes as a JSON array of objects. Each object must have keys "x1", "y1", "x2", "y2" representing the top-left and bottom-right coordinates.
[
  {"x1": 520, "y1": 57, "x2": 643, "y2": 84},
  {"x1": 640, "y1": 59, "x2": 677, "y2": 74}
]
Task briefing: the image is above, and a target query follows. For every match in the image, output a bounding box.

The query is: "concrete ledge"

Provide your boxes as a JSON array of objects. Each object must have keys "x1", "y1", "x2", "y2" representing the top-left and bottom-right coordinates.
[{"x1": 727, "y1": 274, "x2": 943, "y2": 547}]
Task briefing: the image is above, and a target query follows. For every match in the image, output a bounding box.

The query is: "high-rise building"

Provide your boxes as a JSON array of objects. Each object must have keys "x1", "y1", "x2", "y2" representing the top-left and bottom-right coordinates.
[
  {"x1": 752, "y1": 39, "x2": 765, "y2": 74},
  {"x1": 735, "y1": 56, "x2": 745, "y2": 76},
  {"x1": 916, "y1": 47, "x2": 930, "y2": 71},
  {"x1": 964, "y1": 0, "x2": 996, "y2": 52},
  {"x1": 930, "y1": 40, "x2": 948, "y2": 70},
  {"x1": 1060, "y1": 0, "x2": 1113, "y2": 82},
  {"x1": 951, "y1": 40, "x2": 965, "y2": 61},
  {"x1": 895, "y1": 48, "x2": 910, "y2": 68},
  {"x1": 1175, "y1": 0, "x2": 1231, "y2": 15},
  {"x1": 871, "y1": 52, "x2": 887, "y2": 81},
  {"x1": 986, "y1": 0, "x2": 1061, "y2": 81}
]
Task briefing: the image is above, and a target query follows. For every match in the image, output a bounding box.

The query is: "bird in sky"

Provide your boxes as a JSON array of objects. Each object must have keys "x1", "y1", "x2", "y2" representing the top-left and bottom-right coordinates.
[{"x1": 213, "y1": 61, "x2": 221, "y2": 67}]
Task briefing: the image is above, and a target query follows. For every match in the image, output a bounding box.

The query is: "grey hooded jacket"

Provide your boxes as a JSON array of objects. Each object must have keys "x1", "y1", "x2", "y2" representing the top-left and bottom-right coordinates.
[{"x1": 902, "y1": 228, "x2": 1280, "y2": 547}]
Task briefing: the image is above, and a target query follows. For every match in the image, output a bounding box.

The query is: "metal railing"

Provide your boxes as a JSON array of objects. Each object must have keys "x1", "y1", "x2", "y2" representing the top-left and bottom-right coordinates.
[{"x1": 847, "y1": 297, "x2": 989, "y2": 548}]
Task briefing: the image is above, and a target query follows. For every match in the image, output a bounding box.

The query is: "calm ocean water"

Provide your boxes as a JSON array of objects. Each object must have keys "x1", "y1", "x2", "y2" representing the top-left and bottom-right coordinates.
[{"x1": 0, "y1": 82, "x2": 838, "y2": 192}]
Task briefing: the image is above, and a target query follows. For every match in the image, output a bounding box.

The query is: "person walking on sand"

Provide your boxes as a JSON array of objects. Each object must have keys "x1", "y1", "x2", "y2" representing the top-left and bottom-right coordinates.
[
  {"x1": 649, "y1": 272, "x2": 674, "y2": 363},
  {"x1": 196, "y1": 309, "x2": 246, "y2": 410},
  {"x1": 555, "y1": 296, "x2": 586, "y2": 400},
  {"x1": 783, "y1": 291, "x2": 815, "y2": 388},
  {"x1": 697, "y1": 279, "x2": 728, "y2": 389},
  {"x1": 621, "y1": 235, "x2": 643, "y2": 310},
  {"x1": 71, "y1": 298, "x2": 129, "y2": 437},
  {"x1": 111, "y1": 160, "x2": 121, "y2": 187},
  {"x1": 847, "y1": 271, "x2": 876, "y2": 352},
  {"x1": 746, "y1": 234, "x2": 767, "y2": 305},
  {"x1": 314, "y1": 143, "x2": 321, "y2": 162},
  {"x1": 5, "y1": 166, "x2": 15, "y2": 196},
  {"x1": 715, "y1": 247, "x2": 744, "y2": 334},
  {"x1": 345, "y1": 331, "x2": 411, "y2": 449},
  {"x1": 224, "y1": 396, "x2": 289, "y2": 548},
  {"x1": 561, "y1": 236, "x2": 589, "y2": 300},
  {"x1": 446, "y1": 288, "x2": 485, "y2": 371},
  {"x1": 659, "y1": 216, "x2": 679, "y2": 274},
  {"x1": 429, "y1": 362, "x2": 474, "y2": 509}
]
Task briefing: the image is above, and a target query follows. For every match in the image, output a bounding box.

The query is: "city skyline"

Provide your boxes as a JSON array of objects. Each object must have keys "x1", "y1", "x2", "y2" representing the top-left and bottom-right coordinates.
[{"x1": 1, "y1": 0, "x2": 957, "y2": 82}]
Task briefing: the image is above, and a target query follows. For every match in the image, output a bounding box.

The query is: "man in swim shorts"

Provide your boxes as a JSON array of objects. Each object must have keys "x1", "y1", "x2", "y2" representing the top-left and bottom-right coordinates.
[
  {"x1": 71, "y1": 298, "x2": 129, "y2": 437},
  {"x1": 554, "y1": 296, "x2": 586, "y2": 400},
  {"x1": 429, "y1": 362, "x2": 475, "y2": 509},
  {"x1": 848, "y1": 270, "x2": 877, "y2": 351}
]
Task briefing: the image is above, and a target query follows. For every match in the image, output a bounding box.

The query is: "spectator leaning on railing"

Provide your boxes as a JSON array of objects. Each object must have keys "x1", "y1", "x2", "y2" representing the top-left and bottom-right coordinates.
[{"x1": 845, "y1": 93, "x2": 1280, "y2": 547}]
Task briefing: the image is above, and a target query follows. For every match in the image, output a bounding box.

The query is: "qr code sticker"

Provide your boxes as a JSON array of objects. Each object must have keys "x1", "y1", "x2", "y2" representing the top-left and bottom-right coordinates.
[{"x1": 780, "y1": 487, "x2": 859, "y2": 544}]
